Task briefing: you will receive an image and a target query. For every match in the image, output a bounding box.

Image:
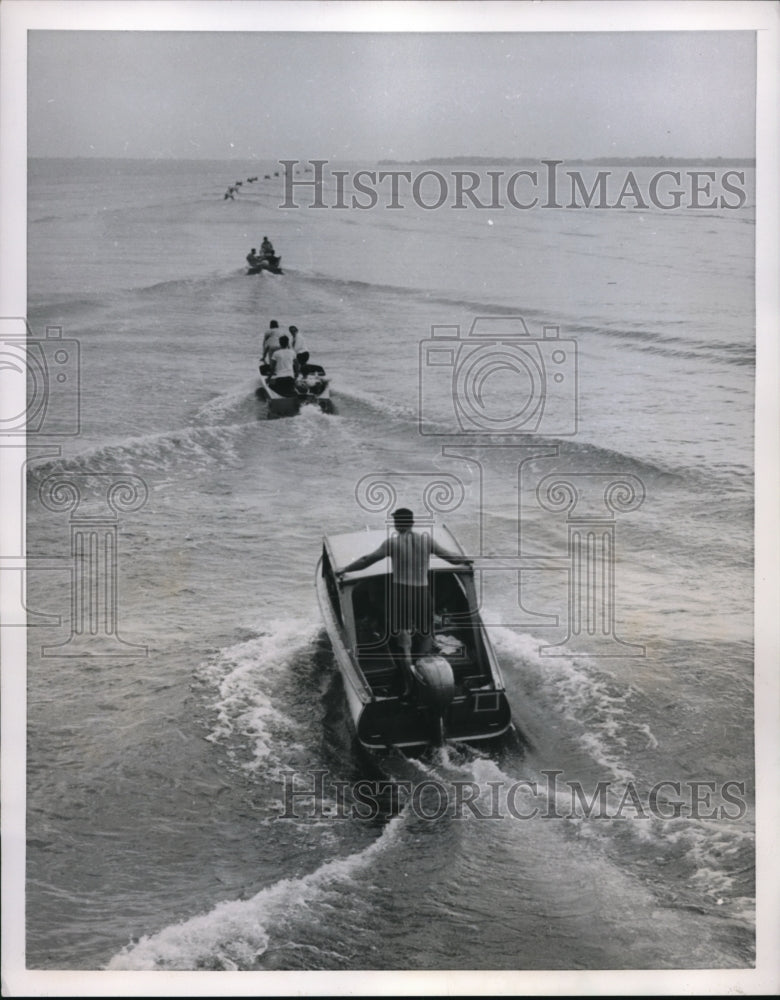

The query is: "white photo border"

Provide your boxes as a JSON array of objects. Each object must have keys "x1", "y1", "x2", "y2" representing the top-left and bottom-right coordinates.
[{"x1": 2, "y1": 1, "x2": 778, "y2": 996}]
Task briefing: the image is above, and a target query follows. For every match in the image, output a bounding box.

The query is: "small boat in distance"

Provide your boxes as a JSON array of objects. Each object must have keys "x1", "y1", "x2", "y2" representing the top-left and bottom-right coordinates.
[
  {"x1": 246, "y1": 243, "x2": 283, "y2": 275},
  {"x1": 256, "y1": 361, "x2": 334, "y2": 418},
  {"x1": 316, "y1": 526, "x2": 513, "y2": 754}
]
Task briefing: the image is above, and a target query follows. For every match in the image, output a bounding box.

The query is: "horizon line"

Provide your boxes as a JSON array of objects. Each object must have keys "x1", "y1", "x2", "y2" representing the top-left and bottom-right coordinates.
[{"x1": 27, "y1": 154, "x2": 757, "y2": 164}]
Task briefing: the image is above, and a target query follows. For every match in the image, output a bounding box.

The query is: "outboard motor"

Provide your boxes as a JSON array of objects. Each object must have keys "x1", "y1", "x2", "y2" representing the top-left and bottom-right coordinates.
[{"x1": 413, "y1": 655, "x2": 455, "y2": 745}]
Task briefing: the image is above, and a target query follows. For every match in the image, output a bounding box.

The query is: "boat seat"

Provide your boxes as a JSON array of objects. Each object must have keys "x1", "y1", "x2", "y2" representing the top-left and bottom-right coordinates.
[
  {"x1": 358, "y1": 642, "x2": 404, "y2": 696},
  {"x1": 433, "y1": 632, "x2": 487, "y2": 687}
]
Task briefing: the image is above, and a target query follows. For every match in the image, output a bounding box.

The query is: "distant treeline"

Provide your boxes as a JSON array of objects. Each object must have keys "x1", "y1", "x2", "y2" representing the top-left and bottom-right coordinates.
[{"x1": 378, "y1": 156, "x2": 756, "y2": 167}]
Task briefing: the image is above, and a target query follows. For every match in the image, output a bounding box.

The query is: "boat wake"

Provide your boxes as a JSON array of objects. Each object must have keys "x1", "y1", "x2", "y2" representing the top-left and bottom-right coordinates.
[
  {"x1": 197, "y1": 620, "x2": 328, "y2": 783},
  {"x1": 26, "y1": 422, "x2": 247, "y2": 482},
  {"x1": 106, "y1": 812, "x2": 407, "y2": 971}
]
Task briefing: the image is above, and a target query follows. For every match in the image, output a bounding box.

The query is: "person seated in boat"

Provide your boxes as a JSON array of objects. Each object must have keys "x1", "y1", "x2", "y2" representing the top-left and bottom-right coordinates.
[
  {"x1": 268, "y1": 334, "x2": 298, "y2": 396},
  {"x1": 288, "y1": 326, "x2": 326, "y2": 377},
  {"x1": 260, "y1": 236, "x2": 282, "y2": 271},
  {"x1": 247, "y1": 248, "x2": 262, "y2": 268},
  {"x1": 288, "y1": 325, "x2": 309, "y2": 369},
  {"x1": 337, "y1": 508, "x2": 471, "y2": 700}
]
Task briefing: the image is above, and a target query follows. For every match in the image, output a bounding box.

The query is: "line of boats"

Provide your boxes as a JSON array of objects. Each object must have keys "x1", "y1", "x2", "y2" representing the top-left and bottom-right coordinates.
[
  {"x1": 253, "y1": 359, "x2": 512, "y2": 754},
  {"x1": 248, "y1": 242, "x2": 334, "y2": 417},
  {"x1": 246, "y1": 247, "x2": 514, "y2": 757}
]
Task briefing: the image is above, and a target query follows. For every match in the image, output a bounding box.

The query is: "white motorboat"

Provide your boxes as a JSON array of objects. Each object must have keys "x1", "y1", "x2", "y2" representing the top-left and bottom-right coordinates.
[{"x1": 315, "y1": 526, "x2": 513, "y2": 753}]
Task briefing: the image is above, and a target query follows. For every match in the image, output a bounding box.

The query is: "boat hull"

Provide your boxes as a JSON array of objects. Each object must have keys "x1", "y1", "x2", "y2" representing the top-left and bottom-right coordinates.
[
  {"x1": 246, "y1": 257, "x2": 283, "y2": 275},
  {"x1": 255, "y1": 371, "x2": 334, "y2": 418}
]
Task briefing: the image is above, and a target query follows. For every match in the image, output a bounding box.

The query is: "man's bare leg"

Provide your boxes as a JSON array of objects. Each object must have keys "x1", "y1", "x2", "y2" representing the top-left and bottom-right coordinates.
[{"x1": 396, "y1": 629, "x2": 416, "y2": 698}]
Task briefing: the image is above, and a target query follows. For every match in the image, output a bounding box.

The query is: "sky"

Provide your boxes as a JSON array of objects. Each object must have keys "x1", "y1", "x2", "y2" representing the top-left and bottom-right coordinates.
[{"x1": 26, "y1": 27, "x2": 756, "y2": 161}]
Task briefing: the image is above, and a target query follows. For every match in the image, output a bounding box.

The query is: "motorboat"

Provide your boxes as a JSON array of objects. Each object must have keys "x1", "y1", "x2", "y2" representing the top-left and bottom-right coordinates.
[
  {"x1": 316, "y1": 526, "x2": 513, "y2": 753},
  {"x1": 255, "y1": 361, "x2": 334, "y2": 417}
]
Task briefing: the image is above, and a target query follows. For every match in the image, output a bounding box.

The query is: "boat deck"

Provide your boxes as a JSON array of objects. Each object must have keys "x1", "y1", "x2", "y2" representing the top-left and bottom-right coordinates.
[
  {"x1": 358, "y1": 639, "x2": 489, "y2": 698},
  {"x1": 352, "y1": 572, "x2": 493, "y2": 699}
]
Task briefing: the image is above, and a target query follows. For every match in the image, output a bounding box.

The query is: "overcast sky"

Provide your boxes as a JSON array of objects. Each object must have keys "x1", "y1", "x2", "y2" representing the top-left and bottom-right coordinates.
[{"x1": 27, "y1": 29, "x2": 755, "y2": 160}]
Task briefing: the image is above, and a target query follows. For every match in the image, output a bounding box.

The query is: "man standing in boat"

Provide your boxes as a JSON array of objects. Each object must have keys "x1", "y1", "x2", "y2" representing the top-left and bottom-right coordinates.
[
  {"x1": 261, "y1": 319, "x2": 282, "y2": 367},
  {"x1": 338, "y1": 508, "x2": 470, "y2": 698}
]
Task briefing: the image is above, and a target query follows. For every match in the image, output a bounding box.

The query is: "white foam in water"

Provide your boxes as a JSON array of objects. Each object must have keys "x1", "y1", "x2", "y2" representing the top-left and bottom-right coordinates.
[
  {"x1": 488, "y1": 628, "x2": 754, "y2": 928},
  {"x1": 670, "y1": 817, "x2": 755, "y2": 912},
  {"x1": 199, "y1": 620, "x2": 321, "y2": 776},
  {"x1": 335, "y1": 382, "x2": 418, "y2": 423},
  {"x1": 28, "y1": 422, "x2": 245, "y2": 479},
  {"x1": 194, "y1": 377, "x2": 264, "y2": 423},
  {"x1": 287, "y1": 401, "x2": 336, "y2": 444},
  {"x1": 106, "y1": 812, "x2": 406, "y2": 970},
  {"x1": 491, "y1": 626, "x2": 639, "y2": 782}
]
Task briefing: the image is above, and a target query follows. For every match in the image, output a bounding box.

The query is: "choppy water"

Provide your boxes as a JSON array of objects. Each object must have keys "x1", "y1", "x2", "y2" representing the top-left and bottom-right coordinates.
[{"x1": 22, "y1": 157, "x2": 755, "y2": 972}]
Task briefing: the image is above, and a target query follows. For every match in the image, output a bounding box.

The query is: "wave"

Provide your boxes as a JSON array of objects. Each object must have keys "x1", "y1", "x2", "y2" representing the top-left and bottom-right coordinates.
[
  {"x1": 298, "y1": 272, "x2": 556, "y2": 328},
  {"x1": 106, "y1": 811, "x2": 406, "y2": 971},
  {"x1": 197, "y1": 621, "x2": 325, "y2": 781},
  {"x1": 296, "y1": 272, "x2": 753, "y2": 367},
  {"x1": 193, "y1": 378, "x2": 265, "y2": 424},
  {"x1": 575, "y1": 320, "x2": 755, "y2": 367},
  {"x1": 491, "y1": 628, "x2": 645, "y2": 782},
  {"x1": 405, "y1": 401, "x2": 752, "y2": 492},
  {"x1": 26, "y1": 421, "x2": 247, "y2": 482},
  {"x1": 299, "y1": 270, "x2": 440, "y2": 305},
  {"x1": 26, "y1": 296, "x2": 107, "y2": 320},
  {"x1": 405, "y1": 412, "x2": 684, "y2": 483},
  {"x1": 102, "y1": 263, "x2": 285, "y2": 303},
  {"x1": 484, "y1": 627, "x2": 755, "y2": 934},
  {"x1": 132, "y1": 271, "x2": 251, "y2": 298},
  {"x1": 554, "y1": 435, "x2": 746, "y2": 488},
  {"x1": 21, "y1": 380, "x2": 384, "y2": 485},
  {"x1": 332, "y1": 382, "x2": 419, "y2": 424}
]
